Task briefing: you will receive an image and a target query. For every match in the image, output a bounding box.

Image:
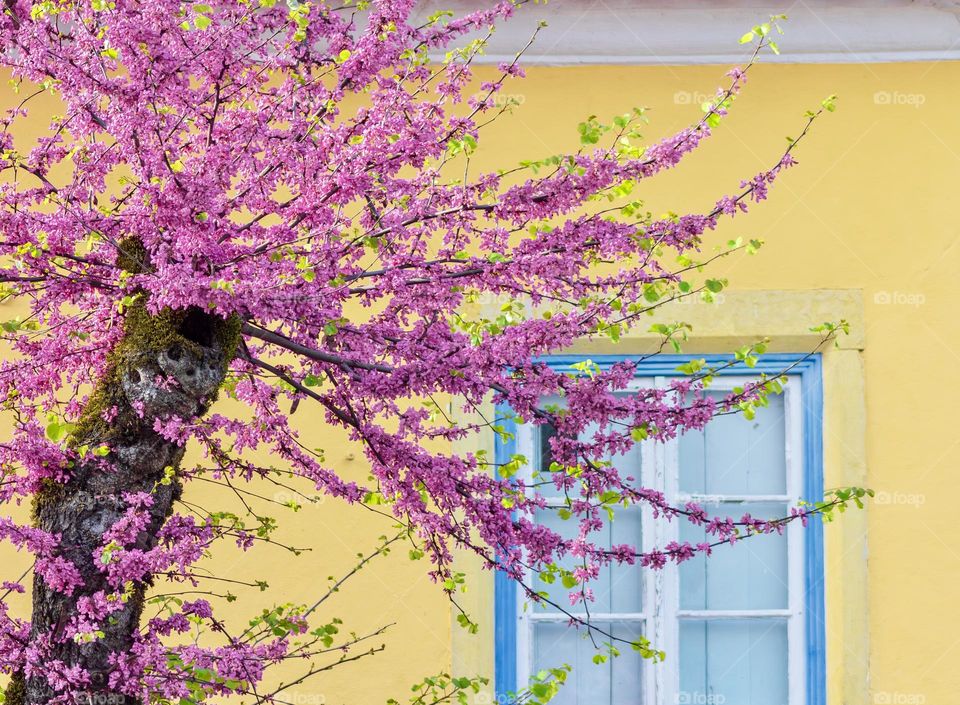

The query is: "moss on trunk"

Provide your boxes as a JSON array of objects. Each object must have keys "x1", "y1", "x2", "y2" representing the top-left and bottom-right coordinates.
[{"x1": 8, "y1": 239, "x2": 241, "y2": 705}]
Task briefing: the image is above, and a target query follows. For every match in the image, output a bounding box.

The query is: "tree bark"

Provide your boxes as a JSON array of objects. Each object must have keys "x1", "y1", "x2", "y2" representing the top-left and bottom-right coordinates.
[{"x1": 9, "y1": 298, "x2": 240, "y2": 705}]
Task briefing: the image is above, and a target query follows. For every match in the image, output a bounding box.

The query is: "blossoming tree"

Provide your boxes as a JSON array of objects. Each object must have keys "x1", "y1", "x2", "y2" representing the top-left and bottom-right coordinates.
[{"x1": 0, "y1": 1, "x2": 865, "y2": 703}]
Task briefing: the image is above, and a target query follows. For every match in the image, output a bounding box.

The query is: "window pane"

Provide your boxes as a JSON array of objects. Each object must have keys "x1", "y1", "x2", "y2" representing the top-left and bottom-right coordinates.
[
  {"x1": 533, "y1": 507, "x2": 643, "y2": 613},
  {"x1": 679, "y1": 391, "x2": 786, "y2": 496},
  {"x1": 679, "y1": 619, "x2": 788, "y2": 705},
  {"x1": 538, "y1": 421, "x2": 558, "y2": 477},
  {"x1": 536, "y1": 393, "x2": 642, "y2": 501},
  {"x1": 533, "y1": 621, "x2": 644, "y2": 705},
  {"x1": 679, "y1": 502, "x2": 789, "y2": 610}
]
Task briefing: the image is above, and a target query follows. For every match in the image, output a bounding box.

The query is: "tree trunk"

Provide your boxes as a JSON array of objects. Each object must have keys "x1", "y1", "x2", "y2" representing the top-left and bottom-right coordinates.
[{"x1": 8, "y1": 297, "x2": 240, "y2": 705}]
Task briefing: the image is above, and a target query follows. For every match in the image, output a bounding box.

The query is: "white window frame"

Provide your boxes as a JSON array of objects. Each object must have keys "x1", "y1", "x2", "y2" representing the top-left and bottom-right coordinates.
[{"x1": 512, "y1": 374, "x2": 806, "y2": 705}]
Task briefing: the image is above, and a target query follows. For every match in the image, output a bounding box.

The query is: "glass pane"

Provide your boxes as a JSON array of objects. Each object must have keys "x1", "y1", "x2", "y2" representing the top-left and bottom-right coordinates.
[
  {"x1": 679, "y1": 390, "x2": 786, "y2": 496},
  {"x1": 533, "y1": 507, "x2": 643, "y2": 613},
  {"x1": 533, "y1": 621, "x2": 644, "y2": 705},
  {"x1": 536, "y1": 393, "x2": 642, "y2": 501},
  {"x1": 679, "y1": 619, "x2": 788, "y2": 705},
  {"x1": 679, "y1": 502, "x2": 788, "y2": 610},
  {"x1": 538, "y1": 422, "x2": 558, "y2": 476}
]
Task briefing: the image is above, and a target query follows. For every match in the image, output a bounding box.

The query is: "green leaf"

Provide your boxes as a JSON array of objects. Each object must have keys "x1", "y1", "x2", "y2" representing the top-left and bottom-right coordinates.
[{"x1": 45, "y1": 422, "x2": 63, "y2": 442}]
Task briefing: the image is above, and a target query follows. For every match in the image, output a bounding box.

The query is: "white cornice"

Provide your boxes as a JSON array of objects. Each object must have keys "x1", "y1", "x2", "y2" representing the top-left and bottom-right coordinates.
[{"x1": 411, "y1": 1, "x2": 960, "y2": 64}]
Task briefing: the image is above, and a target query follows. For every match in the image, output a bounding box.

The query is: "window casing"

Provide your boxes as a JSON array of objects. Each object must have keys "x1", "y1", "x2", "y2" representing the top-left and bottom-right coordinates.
[{"x1": 494, "y1": 354, "x2": 825, "y2": 705}]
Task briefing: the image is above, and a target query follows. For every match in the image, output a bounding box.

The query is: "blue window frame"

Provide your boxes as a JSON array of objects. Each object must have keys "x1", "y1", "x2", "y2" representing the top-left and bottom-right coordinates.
[{"x1": 494, "y1": 353, "x2": 825, "y2": 705}]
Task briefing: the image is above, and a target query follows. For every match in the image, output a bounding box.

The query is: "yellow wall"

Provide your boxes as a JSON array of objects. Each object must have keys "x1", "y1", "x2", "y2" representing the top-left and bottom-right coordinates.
[
  {"x1": 2, "y1": 57, "x2": 958, "y2": 705},
  {"x1": 454, "y1": 60, "x2": 958, "y2": 705}
]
